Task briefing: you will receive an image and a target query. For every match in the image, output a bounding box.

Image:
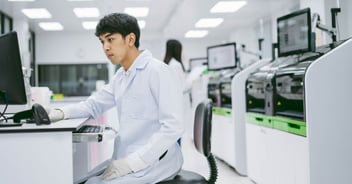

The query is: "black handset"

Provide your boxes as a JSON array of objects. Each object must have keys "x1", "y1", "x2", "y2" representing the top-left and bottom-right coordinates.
[{"x1": 13, "y1": 103, "x2": 51, "y2": 125}]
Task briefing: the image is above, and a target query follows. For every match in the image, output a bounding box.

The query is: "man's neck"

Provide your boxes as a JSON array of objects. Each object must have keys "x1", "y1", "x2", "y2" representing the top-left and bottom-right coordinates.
[{"x1": 122, "y1": 49, "x2": 141, "y2": 71}]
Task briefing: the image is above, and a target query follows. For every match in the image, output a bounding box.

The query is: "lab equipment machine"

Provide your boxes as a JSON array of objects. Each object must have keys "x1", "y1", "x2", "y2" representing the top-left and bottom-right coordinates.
[
  {"x1": 245, "y1": 7, "x2": 352, "y2": 184},
  {"x1": 189, "y1": 57, "x2": 207, "y2": 72},
  {"x1": 206, "y1": 42, "x2": 241, "y2": 167},
  {"x1": 230, "y1": 57, "x2": 271, "y2": 175}
]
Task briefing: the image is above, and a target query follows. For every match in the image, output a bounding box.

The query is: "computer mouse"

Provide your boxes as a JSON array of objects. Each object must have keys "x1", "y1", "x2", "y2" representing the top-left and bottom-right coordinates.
[{"x1": 32, "y1": 103, "x2": 51, "y2": 125}]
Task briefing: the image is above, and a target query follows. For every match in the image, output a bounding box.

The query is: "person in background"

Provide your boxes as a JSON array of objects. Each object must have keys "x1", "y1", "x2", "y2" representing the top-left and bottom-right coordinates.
[
  {"x1": 163, "y1": 39, "x2": 192, "y2": 143},
  {"x1": 48, "y1": 13, "x2": 184, "y2": 183}
]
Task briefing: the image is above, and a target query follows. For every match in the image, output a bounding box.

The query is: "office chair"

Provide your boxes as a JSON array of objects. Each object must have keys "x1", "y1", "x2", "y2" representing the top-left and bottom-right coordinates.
[{"x1": 159, "y1": 98, "x2": 218, "y2": 184}]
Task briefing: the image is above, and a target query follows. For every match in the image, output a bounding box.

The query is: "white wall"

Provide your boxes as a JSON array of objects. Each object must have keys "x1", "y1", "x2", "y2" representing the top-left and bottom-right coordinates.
[
  {"x1": 12, "y1": 20, "x2": 30, "y2": 68},
  {"x1": 324, "y1": 0, "x2": 352, "y2": 41},
  {"x1": 36, "y1": 32, "x2": 106, "y2": 64}
]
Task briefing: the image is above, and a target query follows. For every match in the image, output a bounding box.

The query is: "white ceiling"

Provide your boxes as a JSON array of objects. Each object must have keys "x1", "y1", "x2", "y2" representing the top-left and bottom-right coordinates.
[{"x1": 0, "y1": 0, "x2": 299, "y2": 40}]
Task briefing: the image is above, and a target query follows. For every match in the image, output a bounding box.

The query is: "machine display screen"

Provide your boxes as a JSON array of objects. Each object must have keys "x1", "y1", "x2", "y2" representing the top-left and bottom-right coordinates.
[
  {"x1": 189, "y1": 57, "x2": 207, "y2": 71},
  {"x1": 207, "y1": 42, "x2": 237, "y2": 71},
  {"x1": 277, "y1": 8, "x2": 313, "y2": 57}
]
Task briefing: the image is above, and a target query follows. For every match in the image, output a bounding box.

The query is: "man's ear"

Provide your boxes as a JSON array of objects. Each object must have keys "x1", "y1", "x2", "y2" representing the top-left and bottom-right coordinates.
[{"x1": 127, "y1": 33, "x2": 136, "y2": 47}]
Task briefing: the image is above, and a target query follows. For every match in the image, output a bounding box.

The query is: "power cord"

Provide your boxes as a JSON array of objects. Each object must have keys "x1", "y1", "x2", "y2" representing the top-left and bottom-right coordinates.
[{"x1": 0, "y1": 91, "x2": 9, "y2": 122}]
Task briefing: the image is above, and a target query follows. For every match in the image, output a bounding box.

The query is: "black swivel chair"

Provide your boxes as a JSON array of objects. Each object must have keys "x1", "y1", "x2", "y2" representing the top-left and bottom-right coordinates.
[{"x1": 159, "y1": 98, "x2": 218, "y2": 184}]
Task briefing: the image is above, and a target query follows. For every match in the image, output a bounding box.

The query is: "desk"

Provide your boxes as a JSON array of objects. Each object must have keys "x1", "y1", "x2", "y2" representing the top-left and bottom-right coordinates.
[{"x1": 0, "y1": 118, "x2": 86, "y2": 184}]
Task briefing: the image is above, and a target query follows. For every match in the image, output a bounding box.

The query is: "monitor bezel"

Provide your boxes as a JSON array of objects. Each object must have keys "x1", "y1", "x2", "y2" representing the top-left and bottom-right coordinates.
[
  {"x1": 0, "y1": 31, "x2": 27, "y2": 105},
  {"x1": 277, "y1": 8, "x2": 313, "y2": 57},
  {"x1": 207, "y1": 42, "x2": 237, "y2": 71}
]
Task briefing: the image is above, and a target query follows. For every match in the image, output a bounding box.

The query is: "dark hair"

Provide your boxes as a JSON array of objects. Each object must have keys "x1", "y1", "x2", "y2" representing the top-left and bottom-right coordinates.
[
  {"x1": 163, "y1": 39, "x2": 185, "y2": 71},
  {"x1": 95, "y1": 13, "x2": 140, "y2": 48}
]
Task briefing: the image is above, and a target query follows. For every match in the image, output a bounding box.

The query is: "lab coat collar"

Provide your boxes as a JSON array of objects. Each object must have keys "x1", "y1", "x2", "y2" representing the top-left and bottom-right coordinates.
[
  {"x1": 116, "y1": 50, "x2": 151, "y2": 76},
  {"x1": 133, "y1": 49, "x2": 152, "y2": 70},
  {"x1": 116, "y1": 50, "x2": 152, "y2": 95}
]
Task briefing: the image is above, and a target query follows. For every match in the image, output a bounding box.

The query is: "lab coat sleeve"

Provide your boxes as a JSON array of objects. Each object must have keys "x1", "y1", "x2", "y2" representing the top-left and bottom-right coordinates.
[
  {"x1": 135, "y1": 65, "x2": 185, "y2": 165},
  {"x1": 169, "y1": 59, "x2": 188, "y2": 93},
  {"x1": 61, "y1": 81, "x2": 116, "y2": 119}
]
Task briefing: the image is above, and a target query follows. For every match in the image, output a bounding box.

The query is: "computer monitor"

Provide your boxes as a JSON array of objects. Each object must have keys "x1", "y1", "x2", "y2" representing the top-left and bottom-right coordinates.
[
  {"x1": 207, "y1": 42, "x2": 237, "y2": 71},
  {"x1": 0, "y1": 31, "x2": 27, "y2": 105},
  {"x1": 277, "y1": 8, "x2": 314, "y2": 57},
  {"x1": 189, "y1": 57, "x2": 207, "y2": 71}
]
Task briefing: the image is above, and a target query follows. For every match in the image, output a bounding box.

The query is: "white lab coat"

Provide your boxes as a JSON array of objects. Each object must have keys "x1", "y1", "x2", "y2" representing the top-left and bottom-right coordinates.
[
  {"x1": 168, "y1": 58, "x2": 192, "y2": 138},
  {"x1": 62, "y1": 50, "x2": 184, "y2": 183}
]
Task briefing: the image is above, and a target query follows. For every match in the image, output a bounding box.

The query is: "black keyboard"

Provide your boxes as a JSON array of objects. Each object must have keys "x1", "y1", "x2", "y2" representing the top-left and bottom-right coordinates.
[{"x1": 75, "y1": 125, "x2": 104, "y2": 133}]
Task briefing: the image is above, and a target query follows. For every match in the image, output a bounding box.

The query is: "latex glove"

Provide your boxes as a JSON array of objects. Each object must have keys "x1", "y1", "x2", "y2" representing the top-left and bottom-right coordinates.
[
  {"x1": 101, "y1": 158, "x2": 132, "y2": 181},
  {"x1": 47, "y1": 108, "x2": 64, "y2": 122}
]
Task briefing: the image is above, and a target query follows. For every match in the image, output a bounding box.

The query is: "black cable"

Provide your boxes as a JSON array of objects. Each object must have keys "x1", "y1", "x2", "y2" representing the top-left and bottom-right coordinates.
[
  {"x1": 207, "y1": 153, "x2": 218, "y2": 184},
  {"x1": 0, "y1": 91, "x2": 9, "y2": 122}
]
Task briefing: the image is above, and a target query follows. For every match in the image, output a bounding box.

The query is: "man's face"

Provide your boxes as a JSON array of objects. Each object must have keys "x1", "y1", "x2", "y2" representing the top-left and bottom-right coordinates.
[{"x1": 99, "y1": 32, "x2": 129, "y2": 65}]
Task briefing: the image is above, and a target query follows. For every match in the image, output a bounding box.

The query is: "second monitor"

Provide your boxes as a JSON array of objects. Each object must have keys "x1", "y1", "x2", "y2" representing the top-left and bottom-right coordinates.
[{"x1": 207, "y1": 42, "x2": 237, "y2": 71}]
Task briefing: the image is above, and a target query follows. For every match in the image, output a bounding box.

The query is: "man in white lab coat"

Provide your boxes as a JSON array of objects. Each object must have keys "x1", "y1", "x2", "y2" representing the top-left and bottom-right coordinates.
[{"x1": 49, "y1": 13, "x2": 184, "y2": 183}]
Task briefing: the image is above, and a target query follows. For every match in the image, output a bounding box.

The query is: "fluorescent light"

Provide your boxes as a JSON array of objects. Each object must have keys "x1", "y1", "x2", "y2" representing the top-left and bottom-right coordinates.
[
  {"x1": 124, "y1": 7, "x2": 149, "y2": 17},
  {"x1": 39, "y1": 22, "x2": 64, "y2": 31},
  {"x1": 185, "y1": 30, "x2": 208, "y2": 38},
  {"x1": 73, "y1": 8, "x2": 100, "y2": 18},
  {"x1": 67, "y1": 0, "x2": 94, "y2": 1},
  {"x1": 82, "y1": 21, "x2": 98, "y2": 30},
  {"x1": 138, "y1": 20, "x2": 146, "y2": 29},
  {"x1": 8, "y1": 0, "x2": 35, "y2": 2},
  {"x1": 210, "y1": 1, "x2": 247, "y2": 13},
  {"x1": 195, "y1": 18, "x2": 224, "y2": 28},
  {"x1": 21, "y1": 8, "x2": 51, "y2": 19}
]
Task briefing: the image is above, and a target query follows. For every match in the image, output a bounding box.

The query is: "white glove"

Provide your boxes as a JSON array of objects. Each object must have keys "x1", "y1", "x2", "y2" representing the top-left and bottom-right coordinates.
[
  {"x1": 47, "y1": 108, "x2": 64, "y2": 122},
  {"x1": 101, "y1": 158, "x2": 132, "y2": 181}
]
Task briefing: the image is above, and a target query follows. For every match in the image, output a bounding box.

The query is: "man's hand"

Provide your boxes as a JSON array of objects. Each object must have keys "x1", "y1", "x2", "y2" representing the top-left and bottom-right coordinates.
[
  {"x1": 101, "y1": 158, "x2": 133, "y2": 181},
  {"x1": 46, "y1": 108, "x2": 64, "y2": 122}
]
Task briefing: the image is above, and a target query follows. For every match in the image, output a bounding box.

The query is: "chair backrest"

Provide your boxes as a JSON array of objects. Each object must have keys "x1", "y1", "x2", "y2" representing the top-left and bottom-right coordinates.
[{"x1": 193, "y1": 98, "x2": 213, "y2": 157}]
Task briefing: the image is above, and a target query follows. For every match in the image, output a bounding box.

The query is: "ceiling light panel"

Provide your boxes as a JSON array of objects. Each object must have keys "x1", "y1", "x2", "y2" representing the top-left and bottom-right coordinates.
[
  {"x1": 82, "y1": 21, "x2": 98, "y2": 30},
  {"x1": 8, "y1": 0, "x2": 35, "y2": 2},
  {"x1": 195, "y1": 18, "x2": 224, "y2": 28},
  {"x1": 185, "y1": 30, "x2": 208, "y2": 38},
  {"x1": 39, "y1": 22, "x2": 64, "y2": 31},
  {"x1": 22, "y1": 8, "x2": 51, "y2": 19},
  {"x1": 73, "y1": 8, "x2": 100, "y2": 18},
  {"x1": 67, "y1": 0, "x2": 94, "y2": 1},
  {"x1": 210, "y1": 1, "x2": 247, "y2": 13},
  {"x1": 125, "y1": 0, "x2": 150, "y2": 1},
  {"x1": 138, "y1": 20, "x2": 146, "y2": 29},
  {"x1": 124, "y1": 7, "x2": 149, "y2": 17}
]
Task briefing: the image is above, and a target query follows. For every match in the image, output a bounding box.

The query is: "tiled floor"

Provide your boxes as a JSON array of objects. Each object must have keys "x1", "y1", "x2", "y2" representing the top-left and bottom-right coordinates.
[{"x1": 181, "y1": 135, "x2": 254, "y2": 184}]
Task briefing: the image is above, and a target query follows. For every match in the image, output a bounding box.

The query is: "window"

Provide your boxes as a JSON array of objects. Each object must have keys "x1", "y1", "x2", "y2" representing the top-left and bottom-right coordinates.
[{"x1": 38, "y1": 64, "x2": 109, "y2": 96}]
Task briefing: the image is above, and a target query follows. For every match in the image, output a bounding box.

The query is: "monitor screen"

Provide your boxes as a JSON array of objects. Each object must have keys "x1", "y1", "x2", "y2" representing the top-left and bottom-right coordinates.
[
  {"x1": 277, "y1": 8, "x2": 313, "y2": 57},
  {"x1": 207, "y1": 42, "x2": 237, "y2": 71},
  {"x1": 189, "y1": 57, "x2": 207, "y2": 71},
  {"x1": 0, "y1": 31, "x2": 27, "y2": 105}
]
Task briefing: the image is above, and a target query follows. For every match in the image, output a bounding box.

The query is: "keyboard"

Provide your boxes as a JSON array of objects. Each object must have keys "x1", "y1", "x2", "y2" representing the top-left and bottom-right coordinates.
[
  {"x1": 0, "y1": 119, "x2": 23, "y2": 127},
  {"x1": 74, "y1": 125, "x2": 104, "y2": 133}
]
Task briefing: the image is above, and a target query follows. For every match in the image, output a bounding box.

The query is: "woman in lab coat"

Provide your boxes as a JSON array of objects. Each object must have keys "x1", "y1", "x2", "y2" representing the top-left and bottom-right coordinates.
[
  {"x1": 49, "y1": 13, "x2": 184, "y2": 184},
  {"x1": 163, "y1": 39, "x2": 192, "y2": 141}
]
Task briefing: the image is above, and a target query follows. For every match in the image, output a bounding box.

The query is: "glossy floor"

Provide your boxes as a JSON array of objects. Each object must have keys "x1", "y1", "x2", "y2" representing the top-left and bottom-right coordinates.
[{"x1": 181, "y1": 135, "x2": 254, "y2": 184}]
